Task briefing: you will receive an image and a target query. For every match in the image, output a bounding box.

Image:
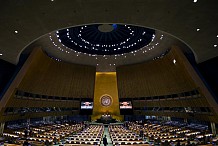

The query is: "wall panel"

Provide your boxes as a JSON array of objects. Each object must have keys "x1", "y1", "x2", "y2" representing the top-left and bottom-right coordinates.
[
  {"x1": 0, "y1": 47, "x2": 95, "y2": 119},
  {"x1": 117, "y1": 48, "x2": 196, "y2": 98},
  {"x1": 92, "y1": 72, "x2": 122, "y2": 121},
  {"x1": 117, "y1": 46, "x2": 218, "y2": 122},
  {"x1": 18, "y1": 48, "x2": 96, "y2": 98}
]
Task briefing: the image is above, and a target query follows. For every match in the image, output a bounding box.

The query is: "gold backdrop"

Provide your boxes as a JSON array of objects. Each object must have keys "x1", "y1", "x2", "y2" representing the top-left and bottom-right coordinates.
[{"x1": 92, "y1": 72, "x2": 123, "y2": 121}]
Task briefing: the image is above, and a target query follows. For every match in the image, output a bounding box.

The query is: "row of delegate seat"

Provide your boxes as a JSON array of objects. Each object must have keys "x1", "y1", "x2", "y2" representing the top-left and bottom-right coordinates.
[
  {"x1": 126, "y1": 121, "x2": 217, "y2": 145},
  {"x1": 64, "y1": 124, "x2": 104, "y2": 145},
  {"x1": 3, "y1": 123, "x2": 84, "y2": 145},
  {"x1": 109, "y1": 124, "x2": 150, "y2": 145}
]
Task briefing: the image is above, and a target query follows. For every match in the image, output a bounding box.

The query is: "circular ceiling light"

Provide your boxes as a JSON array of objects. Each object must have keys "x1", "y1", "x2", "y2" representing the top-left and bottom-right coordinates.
[{"x1": 98, "y1": 24, "x2": 114, "y2": 32}]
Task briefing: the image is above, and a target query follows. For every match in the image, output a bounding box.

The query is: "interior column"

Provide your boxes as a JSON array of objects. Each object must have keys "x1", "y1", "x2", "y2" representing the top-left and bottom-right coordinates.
[
  {"x1": 211, "y1": 122, "x2": 216, "y2": 135},
  {"x1": 0, "y1": 122, "x2": 5, "y2": 135}
]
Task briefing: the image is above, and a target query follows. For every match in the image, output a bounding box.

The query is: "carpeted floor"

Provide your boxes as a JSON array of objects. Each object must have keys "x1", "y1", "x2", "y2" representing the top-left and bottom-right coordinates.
[{"x1": 100, "y1": 127, "x2": 113, "y2": 146}]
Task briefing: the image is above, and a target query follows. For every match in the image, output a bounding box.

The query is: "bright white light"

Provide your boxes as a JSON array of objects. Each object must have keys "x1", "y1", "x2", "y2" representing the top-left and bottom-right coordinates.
[
  {"x1": 214, "y1": 44, "x2": 217, "y2": 47},
  {"x1": 193, "y1": 0, "x2": 197, "y2": 2},
  {"x1": 14, "y1": 30, "x2": 18, "y2": 34},
  {"x1": 217, "y1": 35, "x2": 218, "y2": 38},
  {"x1": 0, "y1": 53, "x2": 2, "y2": 56},
  {"x1": 196, "y1": 28, "x2": 200, "y2": 31},
  {"x1": 173, "y1": 59, "x2": 176, "y2": 64}
]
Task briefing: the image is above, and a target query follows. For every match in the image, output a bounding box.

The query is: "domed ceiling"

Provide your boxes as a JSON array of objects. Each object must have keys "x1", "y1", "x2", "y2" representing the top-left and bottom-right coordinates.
[
  {"x1": 0, "y1": 0, "x2": 218, "y2": 67},
  {"x1": 32, "y1": 23, "x2": 192, "y2": 72},
  {"x1": 56, "y1": 24, "x2": 155, "y2": 55}
]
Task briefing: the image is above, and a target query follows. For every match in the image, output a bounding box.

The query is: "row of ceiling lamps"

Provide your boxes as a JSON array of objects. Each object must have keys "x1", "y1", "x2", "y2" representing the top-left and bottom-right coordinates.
[
  {"x1": 1, "y1": 26, "x2": 217, "y2": 57},
  {"x1": 49, "y1": 33, "x2": 162, "y2": 58}
]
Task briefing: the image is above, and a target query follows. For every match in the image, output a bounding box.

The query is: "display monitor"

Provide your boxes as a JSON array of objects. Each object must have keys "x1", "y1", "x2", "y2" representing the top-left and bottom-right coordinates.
[
  {"x1": 80, "y1": 102, "x2": 93, "y2": 109},
  {"x1": 119, "y1": 101, "x2": 132, "y2": 109}
]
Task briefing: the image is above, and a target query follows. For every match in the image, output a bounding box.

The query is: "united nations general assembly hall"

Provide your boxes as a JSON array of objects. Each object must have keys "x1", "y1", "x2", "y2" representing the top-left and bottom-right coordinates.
[{"x1": 0, "y1": 0, "x2": 218, "y2": 145}]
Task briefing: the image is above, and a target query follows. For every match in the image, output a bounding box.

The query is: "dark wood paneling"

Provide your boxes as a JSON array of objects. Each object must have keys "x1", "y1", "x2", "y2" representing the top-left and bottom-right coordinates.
[
  {"x1": 0, "y1": 111, "x2": 77, "y2": 122},
  {"x1": 8, "y1": 98, "x2": 80, "y2": 108},
  {"x1": 134, "y1": 111, "x2": 218, "y2": 123},
  {"x1": 132, "y1": 97, "x2": 209, "y2": 108}
]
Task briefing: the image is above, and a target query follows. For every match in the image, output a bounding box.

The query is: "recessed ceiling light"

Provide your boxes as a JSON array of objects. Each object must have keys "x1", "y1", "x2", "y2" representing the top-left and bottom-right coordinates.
[
  {"x1": 14, "y1": 30, "x2": 18, "y2": 34},
  {"x1": 214, "y1": 44, "x2": 217, "y2": 47},
  {"x1": 193, "y1": 0, "x2": 197, "y2": 2},
  {"x1": 0, "y1": 53, "x2": 2, "y2": 56},
  {"x1": 196, "y1": 28, "x2": 200, "y2": 31},
  {"x1": 217, "y1": 35, "x2": 218, "y2": 38},
  {"x1": 173, "y1": 59, "x2": 176, "y2": 64}
]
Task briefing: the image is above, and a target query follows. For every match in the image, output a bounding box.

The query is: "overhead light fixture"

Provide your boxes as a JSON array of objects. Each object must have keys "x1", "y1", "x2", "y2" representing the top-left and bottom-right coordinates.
[
  {"x1": 193, "y1": 0, "x2": 197, "y2": 2},
  {"x1": 0, "y1": 53, "x2": 2, "y2": 56},
  {"x1": 173, "y1": 59, "x2": 176, "y2": 64},
  {"x1": 196, "y1": 28, "x2": 200, "y2": 31},
  {"x1": 214, "y1": 44, "x2": 217, "y2": 47},
  {"x1": 14, "y1": 30, "x2": 18, "y2": 34}
]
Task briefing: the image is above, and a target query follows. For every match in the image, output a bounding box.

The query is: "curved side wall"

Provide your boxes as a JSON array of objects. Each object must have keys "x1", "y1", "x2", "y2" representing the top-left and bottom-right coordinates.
[
  {"x1": 18, "y1": 48, "x2": 96, "y2": 98},
  {"x1": 117, "y1": 48, "x2": 196, "y2": 98},
  {"x1": 117, "y1": 46, "x2": 218, "y2": 122}
]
